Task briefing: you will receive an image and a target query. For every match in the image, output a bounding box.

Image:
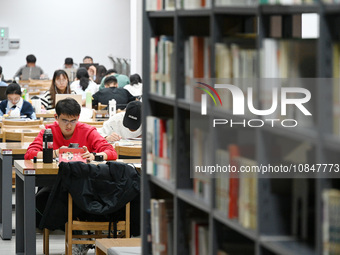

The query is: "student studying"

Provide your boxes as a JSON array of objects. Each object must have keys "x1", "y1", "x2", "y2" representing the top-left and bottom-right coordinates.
[{"x1": 25, "y1": 97, "x2": 117, "y2": 161}]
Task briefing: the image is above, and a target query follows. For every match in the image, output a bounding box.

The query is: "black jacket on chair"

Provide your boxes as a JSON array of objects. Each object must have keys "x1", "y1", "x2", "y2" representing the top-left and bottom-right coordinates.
[{"x1": 38, "y1": 161, "x2": 140, "y2": 232}]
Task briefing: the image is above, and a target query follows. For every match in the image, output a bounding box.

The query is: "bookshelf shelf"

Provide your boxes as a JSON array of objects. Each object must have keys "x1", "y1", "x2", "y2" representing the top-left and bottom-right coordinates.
[
  {"x1": 213, "y1": 210, "x2": 257, "y2": 241},
  {"x1": 148, "y1": 93, "x2": 176, "y2": 106},
  {"x1": 177, "y1": 98, "x2": 192, "y2": 111},
  {"x1": 324, "y1": 134, "x2": 340, "y2": 152},
  {"x1": 142, "y1": 1, "x2": 338, "y2": 255},
  {"x1": 213, "y1": 6, "x2": 258, "y2": 15},
  {"x1": 147, "y1": 10, "x2": 175, "y2": 17},
  {"x1": 177, "y1": 189, "x2": 211, "y2": 213},
  {"x1": 149, "y1": 175, "x2": 176, "y2": 194},
  {"x1": 262, "y1": 125, "x2": 318, "y2": 144},
  {"x1": 323, "y1": 4, "x2": 340, "y2": 14},
  {"x1": 260, "y1": 4, "x2": 319, "y2": 14},
  {"x1": 177, "y1": 9, "x2": 211, "y2": 16},
  {"x1": 260, "y1": 240, "x2": 316, "y2": 255}
]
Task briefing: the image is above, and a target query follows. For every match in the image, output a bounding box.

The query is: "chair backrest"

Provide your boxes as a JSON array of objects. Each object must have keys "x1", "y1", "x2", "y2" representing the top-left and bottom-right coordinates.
[
  {"x1": 81, "y1": 121, "x2": 104, "y2": 129},
  {"x1": 21, "y1": 133, "x2": 38, "y2": 143},
  {"x1": 98, "y1": 102, "x2": 107, "y2": 110},
  {"x1": 2, "y1": 119, "x2": 43, "y2": 127},
  {"x1": 115, "y1": 144, "x2": 142, "y2": 159}
]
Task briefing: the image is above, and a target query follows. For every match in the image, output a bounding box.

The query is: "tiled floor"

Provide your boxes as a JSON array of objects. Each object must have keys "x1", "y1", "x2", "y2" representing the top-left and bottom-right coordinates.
[
  {"x1": 0, "y1": 230, "x2": 96, "y2": 255},
  {"x1": 0, "y1": 193, "x2": 97, "y2": 255}
]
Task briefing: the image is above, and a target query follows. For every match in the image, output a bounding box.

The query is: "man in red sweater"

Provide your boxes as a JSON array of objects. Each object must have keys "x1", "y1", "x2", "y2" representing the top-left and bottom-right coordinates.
[{"x1": 25, "y1": 97, "x2": 117, "y2": 161}]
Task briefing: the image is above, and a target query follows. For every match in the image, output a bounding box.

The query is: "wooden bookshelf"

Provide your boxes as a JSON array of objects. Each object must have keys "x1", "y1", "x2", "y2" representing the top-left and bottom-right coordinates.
[{"x1": 142, "y1": 1, "x2": 340, "y2": 255}]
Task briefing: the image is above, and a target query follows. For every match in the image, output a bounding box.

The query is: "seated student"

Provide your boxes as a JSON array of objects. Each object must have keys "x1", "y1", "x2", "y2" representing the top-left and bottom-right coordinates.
[
  {"x1": 83, "y1": 55, "x2": 97, "y2": 81},
  {"x1": 94, "y1": 65, "x2": 107, "y2": 84},
  {"x1": 62, "y1": 57, "x2": 78, "y2": 81},
  {"x1": 13, "y1": 54, "x2": 44, "y2": 80},
  {"x1": 25, "y1": 97, "x2": 117, "y2": 161},
  {"x1": 0, "y1": 82, "x2": 36, "y2": 119},
  {"x1": 70, "y1": 67, "x2": 98, "y2": 106},
  {"x1": 98, "y1": 69, "x2": 130, "y2": 90},
  {"x1": 40, "y1": 69, "x2": 75, "y2": 110},
  {"x1": 124, "y1": 73, "x2": 143, "y2": 97},
  {"x1": 92, "y1": 76, "x2": 135, "y2": 110},
  {"x1": 99, "y1": 101, "x2": 142, "y2": 142},
  {"x1": 0, "y1": 66, "x2": 8, "y2": 86}
]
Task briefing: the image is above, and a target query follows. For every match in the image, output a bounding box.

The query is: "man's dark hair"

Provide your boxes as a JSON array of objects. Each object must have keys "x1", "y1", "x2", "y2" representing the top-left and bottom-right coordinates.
[
  {"x1": 65, "y1": 58, "x2": 74, "y2": 65},
  {"x1": 105, "y1": 69, "x2": 117, "y2": 76},
  {"x1": 104, "y1": 76, "x2": 118, "y2": 86},
  {"x1": 83, "y1": 56, "x2": 93, "y2": 62},
  {"x1": 6, "y1": 83, "x2": 22, "y2": 96},
  {"x1": 26, "y1": 54, "x2": 37, "y2": 63},
  {"x1": 55, "y1": 98, "x2": 81, "y2": 117}
]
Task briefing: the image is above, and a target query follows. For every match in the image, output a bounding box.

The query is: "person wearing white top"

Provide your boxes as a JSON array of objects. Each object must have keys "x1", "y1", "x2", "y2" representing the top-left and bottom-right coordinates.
[
  {"x1": 124, "y1": 73, "x2": 143, "y2": 97},
  {"x1": 70, "y1": 67, "x2": 98, "y2": 106},
  {"x1": 99, "y1": 101, "x2": 142, "y2": 142}
]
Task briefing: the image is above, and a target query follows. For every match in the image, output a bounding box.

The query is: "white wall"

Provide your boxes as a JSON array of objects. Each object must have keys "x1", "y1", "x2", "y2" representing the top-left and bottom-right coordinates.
[
  {"x1": 130, "y1": 0, "x2": 143, "y2": 75},
  {"x1": 0, "y1": 0, "x2": 131, "y2": 79}
]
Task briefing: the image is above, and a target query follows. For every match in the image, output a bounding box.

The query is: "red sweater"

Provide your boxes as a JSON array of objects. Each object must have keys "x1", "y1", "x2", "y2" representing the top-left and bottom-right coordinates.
[{"x1": 24, "y1": 122, "x2": 117, "y2": 160}]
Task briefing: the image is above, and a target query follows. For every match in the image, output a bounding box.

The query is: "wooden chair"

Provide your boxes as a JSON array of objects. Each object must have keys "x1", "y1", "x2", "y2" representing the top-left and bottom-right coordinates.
[
  {"x1": 2, "y1": 129, "x2": 41, "y2": 142},
  {"x1": 20, "y1": 133, "x2": 38, "y2": 143},
  {"x1": 42, "y1": 196, "x2": 131, "y2": 255},
  {"x1": 115, "y1": 144, "x2": 142, "y2": 159},
  {"x1": 64, "y1": 194, "x2": 130, "y2": 255},
  {"x1": 98, "y1": 103, "x2": 108, "y2": 110},
  {"x1": 1, "y1": 119, "x2": 43, "y2": 142},
  {"x1": 1, "y1": 118, "x2": 43, "y2": 127}
]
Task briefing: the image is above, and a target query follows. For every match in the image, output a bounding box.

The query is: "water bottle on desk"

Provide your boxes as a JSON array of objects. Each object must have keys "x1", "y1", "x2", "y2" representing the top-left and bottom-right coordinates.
[
  {"x1": 109, "y1": 99, "x2": 116, "y2": 118},
  {"x1": 43, "y1": 129, "x2": 53, "y2": 163}
]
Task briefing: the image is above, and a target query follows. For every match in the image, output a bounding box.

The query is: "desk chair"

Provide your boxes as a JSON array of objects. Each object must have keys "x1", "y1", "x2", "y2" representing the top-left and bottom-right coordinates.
[
  {"x1": 1, "y1": 118, "x2": 43, "y2": 127},
  {"x1": 20, "y1": 133, "x2": 38, "y2": 143},
  {"x1": 98, "y1": 103, "x2": 107, "y2": 110},
  {"x1": 81, "y1": 121, "x2": 104, "y2": 129},
  {"x1": 1, "y1": 119, "x2": 43, "y2": 141},
  {"x1": 115, "y1": 144, "x2": 142, "y2": 159},
  {"x1": 65, "y1": 194, "x2": 130, "y2": 255}
]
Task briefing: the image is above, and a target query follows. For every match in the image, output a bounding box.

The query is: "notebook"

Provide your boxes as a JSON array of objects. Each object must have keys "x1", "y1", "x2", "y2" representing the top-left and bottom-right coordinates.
[{"x1": 55, "y1": 94, "x2": 82, "y2": 107}]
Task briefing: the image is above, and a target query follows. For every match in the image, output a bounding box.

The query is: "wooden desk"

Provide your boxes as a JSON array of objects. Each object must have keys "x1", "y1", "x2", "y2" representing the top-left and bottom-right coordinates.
[
  {"x1": 14, "y1": 159, "x2": 140, "y2": 255},
  {"x1": 0, "y1": 143, "x2": 30, "y2": 240},
  {"x1": 95, "y1": 238, "x2": 141, "y2": 255},
  {"x1": 15, "y1": 160, "x2": 59, "y2": 255}
]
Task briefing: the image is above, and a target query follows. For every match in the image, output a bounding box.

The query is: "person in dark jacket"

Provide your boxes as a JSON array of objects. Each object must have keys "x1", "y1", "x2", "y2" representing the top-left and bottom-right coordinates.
[
  {"x1": 92, "y1": 76, "x2": 135, "y2": 110},
  {"x1": 0, "y1": 82, "x2": 36, "y2": 119}
]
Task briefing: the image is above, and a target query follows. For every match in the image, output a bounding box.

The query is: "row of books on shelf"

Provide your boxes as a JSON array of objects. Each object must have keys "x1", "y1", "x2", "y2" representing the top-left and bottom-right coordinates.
[
  {"x1": 322, "y1": 189, "x2": 340, "y2": 255},
  {"x1": 150, "y1": 198, "x2": 174, "y2": 255},
  {"x1": 150, "y1": 36, "x2": 175, "y2": 97},
  {"x1": 146, "y1": 116, "x2": 174, "y2": 181},
  {"x1": 192, "y1": 128, "x2": 257, "y2": 230},
  {"x1": 146, "y1": 0, "x2": 316, "y2": 10}
]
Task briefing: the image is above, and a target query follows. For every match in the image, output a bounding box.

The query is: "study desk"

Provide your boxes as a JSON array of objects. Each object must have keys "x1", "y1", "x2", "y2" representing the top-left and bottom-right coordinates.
[
  {"x1": 15, "y1": 160, "x2": 58, "y2": 255},
  {"x1": 14, "y1": 159, "x2": 141, "y2": 255},
  {"x1": 0, "y1": 142, "x2": 30, "y2": 240}
]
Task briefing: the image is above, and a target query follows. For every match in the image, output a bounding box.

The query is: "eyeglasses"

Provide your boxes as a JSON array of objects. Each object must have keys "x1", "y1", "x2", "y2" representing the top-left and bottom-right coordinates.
[
  {"x1": 56, "y1": 79, "x2": 68, "y2": 84},
  {"x1": 60, "y1": 119, "x2": 78, "y2": 125},
  {"x1": 8, "y1": 97, "x2": 20, "y2": 104}
]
